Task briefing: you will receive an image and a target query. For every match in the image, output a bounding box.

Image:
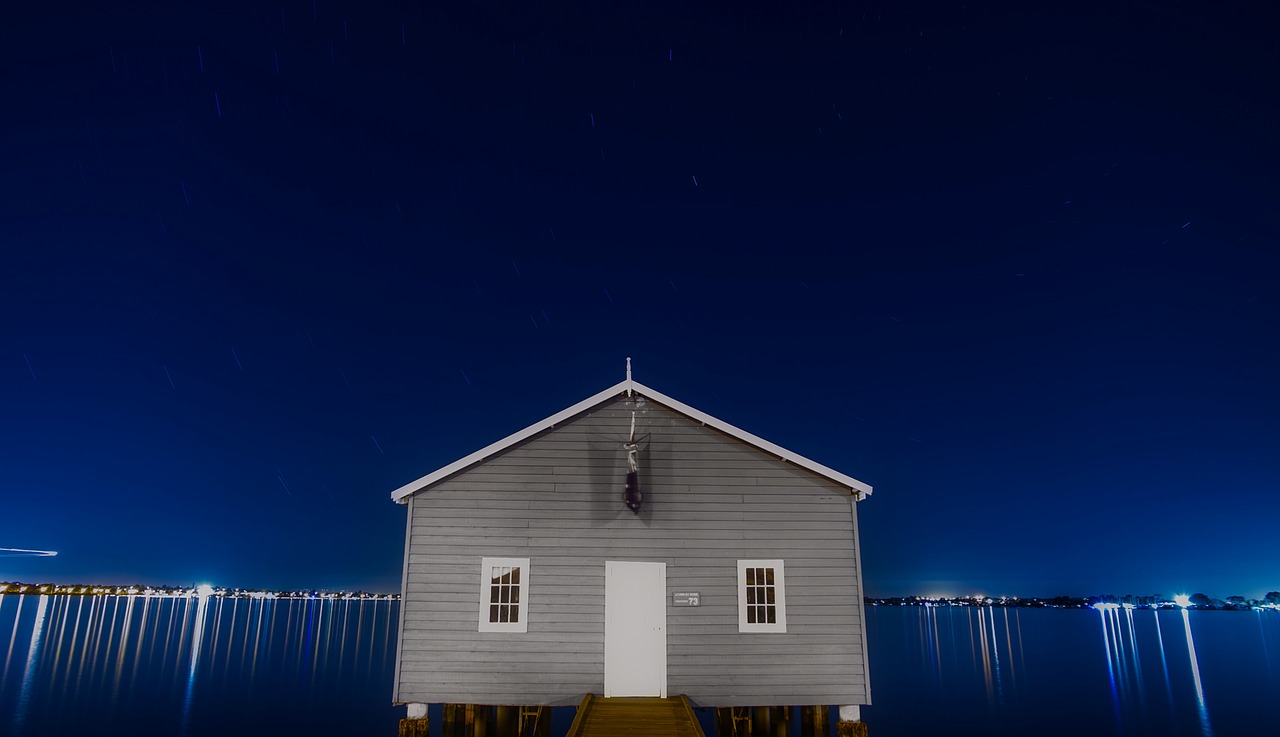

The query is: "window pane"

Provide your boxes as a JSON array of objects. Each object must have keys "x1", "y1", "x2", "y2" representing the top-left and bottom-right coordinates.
[
  {"x1": 480, "y1": 558, "x2": 529, "y2": 632},
  {"x1": 746, "y1": 568, "x2": 755, "y2": 585},
  {"x1": 766, "y1": 608, "x2": 776, "y2": 624},
  {"x1": 765, "y1": 568, "x2": 774, "y2": 586},
  {"x1": 747, "y1": 606, "x2": 757, "y2": 624},
  {"x1": 747, "y1": 588, "x2": 756, "y2": 605},
  {"x1": 766, "y1": 588, "x2": 775, "y2": 605}
]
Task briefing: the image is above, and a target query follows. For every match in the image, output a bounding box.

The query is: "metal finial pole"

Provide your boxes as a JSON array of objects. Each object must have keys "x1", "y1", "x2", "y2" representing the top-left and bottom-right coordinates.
[{"x1": 626, "y1": 357, "x2": 632, "y2": 396}]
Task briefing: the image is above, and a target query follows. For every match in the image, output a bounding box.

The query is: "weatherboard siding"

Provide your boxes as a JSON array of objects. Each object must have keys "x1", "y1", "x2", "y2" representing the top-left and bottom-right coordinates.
[{"x1": 395, "y1": 395, "x2": 868, "y2": 707}]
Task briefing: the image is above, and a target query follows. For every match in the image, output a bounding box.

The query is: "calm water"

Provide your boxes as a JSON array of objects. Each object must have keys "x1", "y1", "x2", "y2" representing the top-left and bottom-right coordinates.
[
  {"x1": 864, "y1": 604, "x2": 1280, "y2": 737},
  {"x1": 0, "y1": 593, "x2": 401, "y2": 737},
  {"x1": 3, "y1": 595, "x2": 1278, "y2": 736}
]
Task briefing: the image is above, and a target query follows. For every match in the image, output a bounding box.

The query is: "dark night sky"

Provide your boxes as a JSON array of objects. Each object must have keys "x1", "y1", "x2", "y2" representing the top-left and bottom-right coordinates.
[{"x1": 2, "y1": 1, "x2": 1277, "y2": 598}]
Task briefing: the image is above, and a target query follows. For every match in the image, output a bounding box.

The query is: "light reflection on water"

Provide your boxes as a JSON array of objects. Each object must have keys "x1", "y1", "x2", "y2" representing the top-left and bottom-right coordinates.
[
  {"x1": 868, "y1": 605, "x2": 1280, "y2": 737},
  {"x1": 0, "y1": 593, "x2": 399, "y2": 736},
  {"x1": 14, "y1": 594, "x2": 48, "y2": 733},
  {"x1": 181, "y1": 590, "x2": 211, "y2": 735},
  {"x1": 1180, "y1": 608, "x2": 1211, "y2": 736},
  {"x1": 5, "y1": 594, "x2": 1279, "y2": 737},
  {"x1": 1095, "y1": 605, "x2": 1212, "y2": 736}
]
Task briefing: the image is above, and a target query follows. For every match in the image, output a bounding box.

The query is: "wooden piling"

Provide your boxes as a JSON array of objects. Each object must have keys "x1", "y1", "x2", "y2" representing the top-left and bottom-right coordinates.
[
  {"x1": 750, "y1": 706, "x2": 772, "y2": 737},
  {"x1": 518, "y1": 705, "x2": 551, "y2": 737},
  {"x1": 495, "y1": 706, "x2": 517, "y2": 736},
  {"x1": 771, "y1": 707, "x2": 789, "y2": 737},
  {"x1": 471, "y1": 704, "x2": 494, "y2": 737},
  {"x1": 716, "y1": 708, "x2": 732, "y2": 736},
  {"x1": 443, "y1": 704, "x2": 463, "y2": 737},
  {"x1": 800, "y1": 706, "x2": 831, "y2": 737},
  {"x1": 716, "y1": 707, "x2": 740, "y2": 736},
  {"x1": 398, "y1": 717, "x2": 430, "y2": 737},
  {"x1": 835, "y1": 720, "x2": 869, "y2": 737}
]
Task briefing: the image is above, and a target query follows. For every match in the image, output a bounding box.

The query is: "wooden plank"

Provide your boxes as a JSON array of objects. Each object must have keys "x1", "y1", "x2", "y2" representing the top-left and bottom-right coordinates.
[
  {"x1": 402, "y1": 651, "x2": 604, "y2": 665},
  {"x1": 526, "y1": 529, "x2": 854, "y2": 543},
  {"x1": 399, "y1": 689, "x2": 595, "y2": 705},
  {"x1": 472, "y1": 527, "x2": 846, "y2": 542},
  {"x1": 673, "y1": 673, "x2": 862, "y2": 687},
  {"x1": 398, "y1": 638, "x2": 599, "y2": 653},
  {"x1": 665, "y1": 638, "x2": 862, "y2": 652},
  {"x1": 520, "y1": 536, "x2": 853, "y2": 551},
  {"x1": 400, "y1": 618, "x2": 604, "y2": 634},
  {"x1": 664, "y1": 627, "x2": 864, "y2": 640},
  {"x1": 671, "y1": 693, "x2": 865, "y2": 709},
  {"x1": 417, "y1": 497, "x2": 533, "y2": 509},
  {"x1": 671, "y1": 662, "x2": 863, "y2": 677},
  {"x1": 427, "y1": 480, "x2": 559, "y2": 492},
  {"x1": 398, "y1": 670, "x2": 601, "y2": 684},
  {"x1": 407, "y1": 554, "x2": 856, "y2": 569}
]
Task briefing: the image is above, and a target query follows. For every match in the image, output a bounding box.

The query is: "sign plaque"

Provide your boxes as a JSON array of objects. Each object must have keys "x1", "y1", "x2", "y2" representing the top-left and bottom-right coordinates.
[{"x1": 672, "y1": 591, "x2": 701, "y2": 607}]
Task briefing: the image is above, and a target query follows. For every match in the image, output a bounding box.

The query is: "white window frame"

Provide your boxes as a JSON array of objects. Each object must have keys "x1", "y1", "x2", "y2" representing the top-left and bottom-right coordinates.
[
  {"x1": 737, "y1": 559, "x2": 787, "y2": 633},
  {"x1": 478, "y1": 557, "x2": 530, "y2": 633}
]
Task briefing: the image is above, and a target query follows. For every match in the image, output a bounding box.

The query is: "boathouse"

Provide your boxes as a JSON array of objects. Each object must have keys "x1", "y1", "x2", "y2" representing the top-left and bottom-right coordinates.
[{"x1": 391, "y1": 364, "x2": 873, "y2": 736}]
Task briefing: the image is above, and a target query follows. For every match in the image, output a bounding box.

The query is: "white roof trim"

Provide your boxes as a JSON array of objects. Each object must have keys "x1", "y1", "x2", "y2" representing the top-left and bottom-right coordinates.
[{"x1": 390, "y1": 379, "x2": 873, "y2": 503}]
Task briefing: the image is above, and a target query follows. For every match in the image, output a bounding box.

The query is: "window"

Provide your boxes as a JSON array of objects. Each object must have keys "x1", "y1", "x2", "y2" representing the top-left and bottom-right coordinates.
[
  {"x1": 737, "y1": 559, "x2": 786, "y2": 633},
  {"x1": 478, "y1": 557, "x2": 529, "y2": 633}
]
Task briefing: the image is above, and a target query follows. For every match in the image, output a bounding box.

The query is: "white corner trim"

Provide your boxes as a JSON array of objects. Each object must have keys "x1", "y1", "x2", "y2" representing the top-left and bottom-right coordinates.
[{"x1": 390, "y1": 494, "x2": 414, "y2": 701}]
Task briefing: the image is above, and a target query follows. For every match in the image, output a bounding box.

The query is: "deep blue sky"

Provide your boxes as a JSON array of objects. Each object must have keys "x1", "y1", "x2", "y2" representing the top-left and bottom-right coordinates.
[{"x1": 2, "y1": 1, "x2": 1277, "y2": 598}]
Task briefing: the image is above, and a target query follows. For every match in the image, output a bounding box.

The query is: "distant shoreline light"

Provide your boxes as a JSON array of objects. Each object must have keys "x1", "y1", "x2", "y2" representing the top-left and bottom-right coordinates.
[{"x1": 0, "y1": 581, "x2": 398, "y2": 600}]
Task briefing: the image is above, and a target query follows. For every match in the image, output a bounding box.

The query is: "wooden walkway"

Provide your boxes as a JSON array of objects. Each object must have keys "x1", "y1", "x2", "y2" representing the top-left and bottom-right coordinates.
[{"x1": 566, "y1": 695, "x2": 705, "y2": 737}]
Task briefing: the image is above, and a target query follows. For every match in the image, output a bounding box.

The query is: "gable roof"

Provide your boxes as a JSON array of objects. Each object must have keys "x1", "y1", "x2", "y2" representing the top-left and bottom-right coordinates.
[{"x1": 390, "y1": 378, "x2": 873, "y2": 503}]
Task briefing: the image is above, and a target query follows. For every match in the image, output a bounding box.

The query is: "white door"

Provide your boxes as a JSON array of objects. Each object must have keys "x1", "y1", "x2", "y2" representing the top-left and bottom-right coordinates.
[{"x1": 604, "y1": 561, "x2": 667, "y2": 697}]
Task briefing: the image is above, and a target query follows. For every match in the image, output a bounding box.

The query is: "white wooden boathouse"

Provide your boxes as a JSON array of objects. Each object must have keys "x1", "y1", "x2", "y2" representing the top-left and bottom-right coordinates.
[{"x1": 391, "y1": 364, "x2": 874, "y2": 736}]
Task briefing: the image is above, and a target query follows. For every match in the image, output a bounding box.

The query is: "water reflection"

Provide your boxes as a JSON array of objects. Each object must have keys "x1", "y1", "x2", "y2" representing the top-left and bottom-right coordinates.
[
  {"x1": 1152, "y1": 609, "x2": 1174, "y2": 721},
  {"x1": 912, "y1": 605, "x2": 1023, "y2": 705},
  {"x1": 1097, "y1": 605, "x2": 1121, "y2": 719},
  {"x1": 14, "y1": 595, "x2": 48, "y2": 732},
  {"x1": 181, "y1": 586, "x2": 213, "y2": 734},
  {"x1": 0, "y1": 594, "x2": 397, "y2": 736},
  {"x1": 1093, "y1": 602, "x2": 1216, "y2": 736},
  {"x1": 1181, "y1": 608, "x2": 1211, "y2": 736},
  {"x1": 868, "y1": 603, "x2": 1280, "y2": 736}
]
